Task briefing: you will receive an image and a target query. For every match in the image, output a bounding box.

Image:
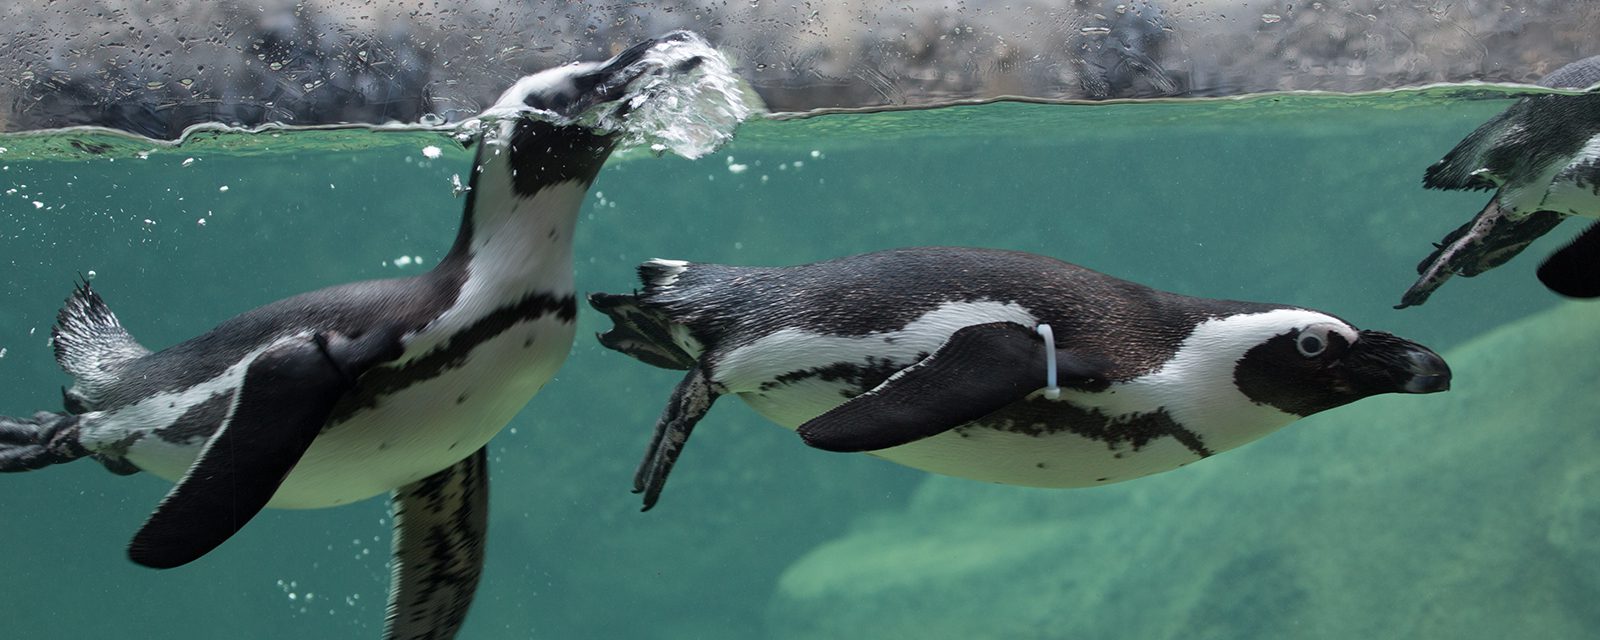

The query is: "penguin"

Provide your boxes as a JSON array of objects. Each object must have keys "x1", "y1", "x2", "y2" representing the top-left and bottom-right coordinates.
[
  {"x1": 0, "y1": 31, "x2": 719, "y2": 640},
  {"x1": 1400, "y1": 54, "x2": 1600, "y2": 307},
  {"x1": 590, "y1": 247, "x2": 1453, "y2": 511}
]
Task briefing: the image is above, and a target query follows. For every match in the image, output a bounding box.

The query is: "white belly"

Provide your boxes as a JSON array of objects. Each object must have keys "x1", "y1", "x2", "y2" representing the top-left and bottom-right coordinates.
[
  {"x1": 740, "y1": 377, "x2": 1298, "y2": 489},
  {"x1": 276, "y1": 314, "x2": 575, "y2": 507},
  {"x1": 871, "y1": 426, "x2": 1212, "y2": 488},
  {"x1": 112, "y1": 314, "x2": 574, "y2": 509}
]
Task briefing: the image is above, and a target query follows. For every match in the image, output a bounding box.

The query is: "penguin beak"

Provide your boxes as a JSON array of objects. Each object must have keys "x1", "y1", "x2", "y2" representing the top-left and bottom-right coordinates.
[{"x1": 1347, "y1": 331, "x2": 1452, "y2": 395}]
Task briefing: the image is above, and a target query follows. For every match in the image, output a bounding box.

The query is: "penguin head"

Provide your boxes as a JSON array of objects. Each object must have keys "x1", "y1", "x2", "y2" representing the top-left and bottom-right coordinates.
[
  {"x1": 485, "y1": 31, "x2": 705, "y2": 122},
  {"x1": 1229, "y1": 313, "x2": 1451, "y2": 417}
]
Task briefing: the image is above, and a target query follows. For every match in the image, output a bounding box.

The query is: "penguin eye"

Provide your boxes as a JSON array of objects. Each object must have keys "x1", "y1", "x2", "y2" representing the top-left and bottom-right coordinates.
[{"x1": 1296, "y1": 330, "x2": 1327, "y2": 358}]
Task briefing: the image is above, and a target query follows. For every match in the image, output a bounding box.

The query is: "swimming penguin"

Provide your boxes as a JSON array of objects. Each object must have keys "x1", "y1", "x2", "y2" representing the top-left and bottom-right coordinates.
[
  {"x1": 1400, "y1": 54, "x2": 1600, "y2": 307},
  {"x1": 590, "y1": 247, "x2": 1453, "y2": 510},
  {"x1": 0, "y1": 31, "x2": 720, "y2": 640}
]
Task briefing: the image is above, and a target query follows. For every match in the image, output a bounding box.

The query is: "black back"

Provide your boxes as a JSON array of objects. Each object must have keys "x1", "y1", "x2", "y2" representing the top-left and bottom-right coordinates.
[
  {"x1": 1424, "y1": 56, "x2": 1600, "y2": 192},
  {"x1": 641, "y1": 247, "x2": 1291, "y2": 383}
]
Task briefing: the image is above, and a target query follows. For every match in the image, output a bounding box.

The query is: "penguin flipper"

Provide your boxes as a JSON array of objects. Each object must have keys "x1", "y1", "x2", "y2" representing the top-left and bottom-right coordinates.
[
  {"x1": 1538, "y1": 220, "x2": 1600, "y2": 298},
  {"x1": 127, "y1": 327, "x2": 404, "y2": 569},
  {"x1": 384, "y1": 447, "x2": 488, "y2": 640},
  {"x1": 797, "y1": 322, "x2": 1105, "y2": 453},
  {"x1": 635, "y1": 366, "x2": 720, "y2": 511}
]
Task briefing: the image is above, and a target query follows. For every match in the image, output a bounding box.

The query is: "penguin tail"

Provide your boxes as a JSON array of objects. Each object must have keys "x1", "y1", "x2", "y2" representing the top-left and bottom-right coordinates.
[
  {"x1": 587, "y1": 291, "x2": 697, "y2": 371},
  {"x1": 637, "y1": 258, "x2": 693, "y2": 292},
  {"x1": 1421, "y1": 110, "x2": 1516, "y2": 192},
  {"x1": 51, "y1": 279, "x2": 151, "y2": 411}
]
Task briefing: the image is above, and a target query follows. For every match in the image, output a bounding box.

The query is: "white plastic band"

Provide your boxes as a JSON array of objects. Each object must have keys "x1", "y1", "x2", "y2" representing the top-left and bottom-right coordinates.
[{"x1": 1036, "y1": 323, "x2": 1061, "y2": 400}]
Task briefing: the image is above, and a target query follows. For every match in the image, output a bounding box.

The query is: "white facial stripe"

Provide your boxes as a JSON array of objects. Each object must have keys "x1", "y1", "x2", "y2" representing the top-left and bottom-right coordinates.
[
  {"x1": 477, "y1": 61, "x2": 603, "y2": 119},
  {"x1": 1074, "y1": 308, "x2": 1349, "y2": 452},
  {"x1": 715, "y1": 300, "x2": 1038, "y2": 393}
]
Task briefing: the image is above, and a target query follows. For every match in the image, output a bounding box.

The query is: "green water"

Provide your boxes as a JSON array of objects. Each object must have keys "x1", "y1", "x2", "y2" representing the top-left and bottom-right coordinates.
[{"x1": 0, "y1": 91, "x2": 1588, "y2": 638}]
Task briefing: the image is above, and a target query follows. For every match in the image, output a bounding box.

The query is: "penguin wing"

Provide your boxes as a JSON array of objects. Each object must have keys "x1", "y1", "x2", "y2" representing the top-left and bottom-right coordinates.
[
  {"x1": 796, "y1": 322, "x2": 1106, "y2": 453},
  {"x1": 385, "y1": 447, "x2": 488, "y2": 640},
  {"x1": 127, "y1": 326, "x2": 405, "y2": 569}
]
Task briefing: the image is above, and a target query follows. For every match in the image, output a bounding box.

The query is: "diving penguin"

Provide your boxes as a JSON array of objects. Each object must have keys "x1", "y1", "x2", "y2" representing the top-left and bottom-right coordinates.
[
  {"x1": 1400, "y1": 54, "x2": 1600, "y2": 307},
  {"x1": 0, "y1": 31, "x2": 727, "y2": 640},
  {"x1": 590, "y1": 247, "x2": 1452, "y2": 510}
]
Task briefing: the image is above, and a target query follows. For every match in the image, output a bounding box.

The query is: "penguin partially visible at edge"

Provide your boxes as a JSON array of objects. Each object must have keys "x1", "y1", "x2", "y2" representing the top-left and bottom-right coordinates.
[
  {"x1": 590, "y1": 247, "x2": 1453, "y2": 511},
  {"x1": 1400, "y1": 54, "x2": 1600, "y2": 307},
  {"x1": 0, "y1": 31, "x2": 716, "y2": 640}
]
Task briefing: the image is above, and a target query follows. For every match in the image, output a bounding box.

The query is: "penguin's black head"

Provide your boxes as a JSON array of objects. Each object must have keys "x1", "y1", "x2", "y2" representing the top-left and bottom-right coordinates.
[
  {"x1": 486, "y1": 31, "x2": 705, "y2": 122},
  {"x1": 479, "y1": 31, "x2": 711, "y2": 195},
  {"x1": 1232, "y1": 318, "x2": 1451, "y2": 417}
]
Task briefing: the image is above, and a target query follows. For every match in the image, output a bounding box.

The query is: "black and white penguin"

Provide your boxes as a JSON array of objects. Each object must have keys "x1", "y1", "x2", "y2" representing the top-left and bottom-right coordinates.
[
  {"x1": 591, "y1": 247, "x2": 1452, "y2": 510},
  {"x1": 1400, "y1": 54, "x2": 1600, "y2": 307},
  {"x1": 0, "y1": 31, "x2": 724, "y2": 640}
]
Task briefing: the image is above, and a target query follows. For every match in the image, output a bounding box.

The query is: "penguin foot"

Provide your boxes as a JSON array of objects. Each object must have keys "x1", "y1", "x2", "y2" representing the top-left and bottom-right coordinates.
[
  {"x1": 635, "y1": 367, "x2": 720, "y2": 512},
  {"x1": 0, "y1": 412, "x2": 88, "y2": 472},
  {"x1": 1398, "y1": 201, "x2": 1563, "y2": 308}
]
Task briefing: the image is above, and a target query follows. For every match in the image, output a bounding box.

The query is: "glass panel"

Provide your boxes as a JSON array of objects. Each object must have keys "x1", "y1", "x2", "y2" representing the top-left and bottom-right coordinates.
[{"x1": 3, "y1": 0, "x2": 1595, "y2": 135}]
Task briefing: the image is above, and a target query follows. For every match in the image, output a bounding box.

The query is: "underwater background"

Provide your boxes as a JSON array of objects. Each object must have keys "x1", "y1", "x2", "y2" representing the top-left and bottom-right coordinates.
[{"x1": 2, "y1": 90, "x2": 1597, "y2": 638}]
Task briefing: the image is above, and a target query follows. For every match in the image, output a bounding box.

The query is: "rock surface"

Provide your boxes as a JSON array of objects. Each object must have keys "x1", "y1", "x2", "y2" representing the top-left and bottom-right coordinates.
[{"x1": 768, "y1": 301, "x2": 1600, "y2": 639}]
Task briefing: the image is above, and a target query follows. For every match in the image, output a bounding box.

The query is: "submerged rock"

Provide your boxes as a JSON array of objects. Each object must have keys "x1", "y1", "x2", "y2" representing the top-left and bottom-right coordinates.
[{"x1": 768, "y1": 302, "x2": 1600, "y2": 639}]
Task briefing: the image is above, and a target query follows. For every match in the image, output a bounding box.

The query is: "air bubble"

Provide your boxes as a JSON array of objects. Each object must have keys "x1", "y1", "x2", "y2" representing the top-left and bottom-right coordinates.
[{"x1": 579, "y1": 33, "x2": 753, "y2": 159}]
